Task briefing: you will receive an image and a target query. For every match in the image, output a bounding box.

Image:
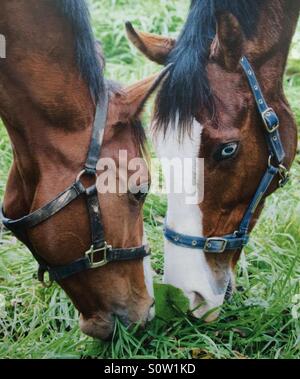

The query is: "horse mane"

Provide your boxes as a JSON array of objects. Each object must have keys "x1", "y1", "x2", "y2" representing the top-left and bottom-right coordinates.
[
  {"x1": 54, "y1": 0, "x2": 104, "y2": 101},
  {"x1": 155, "y1": 0, "x2": 263, "y2": 135},
  {"x1": 54, "y1": 1, "x2": 145, "y2": 153}
]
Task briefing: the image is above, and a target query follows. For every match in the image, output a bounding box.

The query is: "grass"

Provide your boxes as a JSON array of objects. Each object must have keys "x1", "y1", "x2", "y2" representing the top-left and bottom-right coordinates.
[{"x1": 0, "y1": 0, "x2": 299, "y2": 359}]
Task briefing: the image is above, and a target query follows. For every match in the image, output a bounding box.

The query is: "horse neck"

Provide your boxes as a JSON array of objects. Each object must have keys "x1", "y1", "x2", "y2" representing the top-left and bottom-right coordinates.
[
  {"x1": 0, "y1": 1, "x2": 95, "y2": 203},
  {"x1": 245, "y1": 0, "x2": 300, "y2": 91}
]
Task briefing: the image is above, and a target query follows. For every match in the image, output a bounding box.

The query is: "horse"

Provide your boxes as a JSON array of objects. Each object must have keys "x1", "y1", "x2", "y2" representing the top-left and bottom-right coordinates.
[
  {"x1": 126, "y1": 0, "x2": 300, "y2": 321},
  {"x1": 0, "y1": 0, "x2": 161, "y2": 340}
]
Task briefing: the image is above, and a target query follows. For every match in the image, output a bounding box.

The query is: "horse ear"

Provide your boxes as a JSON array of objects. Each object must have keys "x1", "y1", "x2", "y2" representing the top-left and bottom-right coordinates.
[
  {"x1": 121, "y1": 69, "x2": 169, "y2": 119},
  {"x1": 210, "y1": 12, "x2": 245, "y2": 71},
  {"x1": 125, "y1": 22, "x2": 175, "y2": 65}
]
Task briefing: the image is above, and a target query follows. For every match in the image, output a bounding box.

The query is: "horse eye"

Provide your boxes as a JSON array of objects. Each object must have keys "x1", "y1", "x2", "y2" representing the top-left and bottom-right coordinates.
[
  {"x1": 214, "y1": 142, "x2": 239, "y2": 161},
  {"x1": 129, "y1": 183, "x2": 150, "y2": 203},
  {"x1": 134, "y1": 190, "x2": 148, "y2": 202}
]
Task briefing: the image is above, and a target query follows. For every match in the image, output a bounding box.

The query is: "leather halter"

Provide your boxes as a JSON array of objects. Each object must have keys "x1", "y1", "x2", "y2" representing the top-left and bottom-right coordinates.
[
  {"x1": 0, "y1": 86, "x2": 150, "y2": 286},
  {"x1": 164, "y1": 56, "x2": 290, "y2": 254}
]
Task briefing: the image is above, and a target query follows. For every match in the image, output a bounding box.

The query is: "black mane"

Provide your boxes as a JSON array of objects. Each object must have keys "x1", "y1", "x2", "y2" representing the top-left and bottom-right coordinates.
[
  {"x1": 155, "y1": 0, "x2": 263, "y2": 134},
  {"x1": 54, "y1": 0, "x2": 104, "y2": 101}
]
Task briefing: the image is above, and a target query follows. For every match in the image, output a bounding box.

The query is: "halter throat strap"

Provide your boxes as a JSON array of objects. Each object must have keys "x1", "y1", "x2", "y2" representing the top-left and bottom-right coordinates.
[{"x1": 164, "y1": 56, "x2": 289, "y2": 254}]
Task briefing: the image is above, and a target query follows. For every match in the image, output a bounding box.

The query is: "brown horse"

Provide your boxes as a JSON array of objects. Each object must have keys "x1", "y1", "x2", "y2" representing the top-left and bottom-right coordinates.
[
  {"x1": 127, "y1": 0, "x2": 299, "y2": 320},
  {"x1": 0, "y1": 0, "x2": 160, "y2": 340}
]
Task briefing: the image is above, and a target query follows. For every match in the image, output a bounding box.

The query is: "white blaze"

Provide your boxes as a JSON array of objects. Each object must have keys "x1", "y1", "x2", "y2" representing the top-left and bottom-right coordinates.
[{"x1": 153, "y1": 119, "x2": 228, "y2": 321}]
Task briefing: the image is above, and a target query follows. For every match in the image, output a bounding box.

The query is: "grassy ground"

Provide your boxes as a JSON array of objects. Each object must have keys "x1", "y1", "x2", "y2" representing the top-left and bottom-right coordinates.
[{"x1": 0, "y1": 0, "x2": 299, "y2": 359}]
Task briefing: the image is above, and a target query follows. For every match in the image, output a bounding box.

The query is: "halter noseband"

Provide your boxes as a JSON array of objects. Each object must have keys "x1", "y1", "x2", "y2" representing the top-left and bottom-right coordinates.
[
  {"x1": 164, "y1": 56, "x2": 290, "y2": 254},
  {"x1": 0, "y1": 86, "x2": 150, "y2": 286}
]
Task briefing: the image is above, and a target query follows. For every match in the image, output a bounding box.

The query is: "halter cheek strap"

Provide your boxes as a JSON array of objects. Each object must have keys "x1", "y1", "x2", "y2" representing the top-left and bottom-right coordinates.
[
  {"x1": 240, "y1": 57, "x2": 285, "y2": 166},
  {"x1": 0, "y1": 87, "x2": 150, "y2": 285},
  {"x1": 164, "y1": 56, "x2": 290, "y2": 254}
]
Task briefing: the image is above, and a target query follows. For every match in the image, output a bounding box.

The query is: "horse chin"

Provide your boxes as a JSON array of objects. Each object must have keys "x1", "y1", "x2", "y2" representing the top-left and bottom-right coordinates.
[
  {"x1": 79, "y1": 299, "x2": 155, "y2": 341},
  {"x1": 79, "y1": 313, "x2": 115, "y2": 341},
  {"x1": 191, "y1": 303, "x2": 221, "y2": 322},
  {"x1": 188, "y1": 274, "x2": 235, "y2": 322},
  {"x1": 188, "y1": 292, "x2": 222, "y2": 322}
]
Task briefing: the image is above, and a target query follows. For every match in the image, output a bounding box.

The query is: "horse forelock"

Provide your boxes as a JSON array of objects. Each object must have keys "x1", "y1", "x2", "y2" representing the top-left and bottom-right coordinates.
[{"x1": 154, "y1": 0, "x2": 264, "y2": 136}]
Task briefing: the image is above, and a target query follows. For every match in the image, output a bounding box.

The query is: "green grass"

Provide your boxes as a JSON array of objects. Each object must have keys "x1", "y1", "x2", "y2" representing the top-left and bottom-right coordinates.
[{"x1": 0, "y1": 0, "x2": 299, "y2": 359}]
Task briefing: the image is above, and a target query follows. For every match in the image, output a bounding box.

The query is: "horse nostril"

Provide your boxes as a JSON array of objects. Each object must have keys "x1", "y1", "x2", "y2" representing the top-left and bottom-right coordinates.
[
  {"x1": 188, "y1": 292, "x2": 207, "y2": 319},
  {"x1": 193, "y1": 292, "x2": 205, "y2": 306}
]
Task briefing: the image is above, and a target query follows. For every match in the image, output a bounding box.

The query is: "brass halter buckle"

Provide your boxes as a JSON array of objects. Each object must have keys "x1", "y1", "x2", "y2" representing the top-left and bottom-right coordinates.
[
  {"x1": 262, "y1": 107, "x2": 279, "y2": 133},
  {"x1": 204, "y1": 237, "x2": 228, "y2": 253},
  {"x1": 85, "y1": 242, "x2": 112, "y2": 268}
]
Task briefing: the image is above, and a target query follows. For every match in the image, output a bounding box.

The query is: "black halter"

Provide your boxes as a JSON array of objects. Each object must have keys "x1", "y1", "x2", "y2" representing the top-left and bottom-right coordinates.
[
  {"x1": 0, "y1": 87, "x2": 150, "y2": 286},
  {"x1": 164, "y1": 56, "x2": 290, "y2": 253}
]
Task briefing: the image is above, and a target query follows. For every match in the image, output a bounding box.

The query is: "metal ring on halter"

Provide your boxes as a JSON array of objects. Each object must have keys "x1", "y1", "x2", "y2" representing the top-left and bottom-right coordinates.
[
  {"x1": 268, "y1": 155, "x2": 275, "y2": 168},
  {"x1": 76, "y1": 169, "x2": 97, "y2": 183},
  {"x1": 38, "y1": 267, "x2": 54, "y2": 288},
  {"x1": 268, "y1": 155, "x2": 290, "y2": 187},
  {"x1": 278, "y1": 164, "x2": 290, "y2": 187}
]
